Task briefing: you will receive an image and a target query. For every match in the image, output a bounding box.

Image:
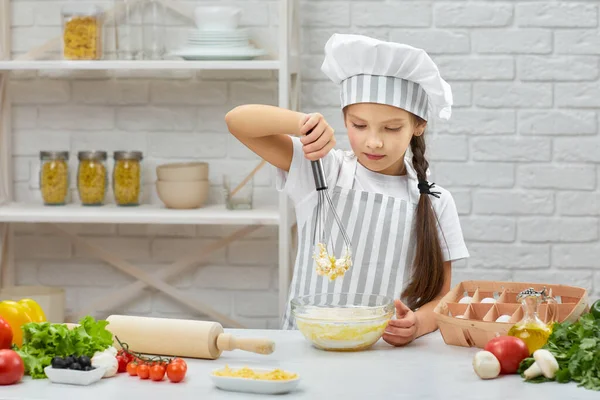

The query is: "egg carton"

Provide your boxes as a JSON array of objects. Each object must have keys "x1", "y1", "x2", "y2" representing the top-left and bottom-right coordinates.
[{"x1": 433, "y1": 280, "x2": 590, "y2": 349}]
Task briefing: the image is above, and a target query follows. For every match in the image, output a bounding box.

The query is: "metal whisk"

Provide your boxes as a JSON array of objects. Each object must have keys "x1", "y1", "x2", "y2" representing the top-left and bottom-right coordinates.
[{"x1": 310, "y1": 158, "x2": 353, "y2": 280}]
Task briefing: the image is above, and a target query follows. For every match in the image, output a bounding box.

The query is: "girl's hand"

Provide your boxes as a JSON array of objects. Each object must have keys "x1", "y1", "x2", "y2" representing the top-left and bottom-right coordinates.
[
  {"x1": 382, "y1": 299, "x2": 419, "y2": 347},
  {"x1": 299, "y1": 113, "x2": 336, "y2": 161}
]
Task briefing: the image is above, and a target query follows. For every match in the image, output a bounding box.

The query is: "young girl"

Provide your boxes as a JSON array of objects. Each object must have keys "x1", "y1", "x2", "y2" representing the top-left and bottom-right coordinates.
[{"x1": 225, "y1": 34, "x2": 469, "y2": 346}]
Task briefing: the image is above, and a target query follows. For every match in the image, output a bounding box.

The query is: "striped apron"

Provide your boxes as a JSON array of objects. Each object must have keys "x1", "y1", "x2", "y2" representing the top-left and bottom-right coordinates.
[{"x1": 281, "y1": 154, "x2": 419, "y2": 329}]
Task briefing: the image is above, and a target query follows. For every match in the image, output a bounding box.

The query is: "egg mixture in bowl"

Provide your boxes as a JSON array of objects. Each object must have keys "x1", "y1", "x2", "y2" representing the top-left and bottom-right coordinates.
[{"x1": 291, "y1": 293, "x2": 394, "y2": 351}]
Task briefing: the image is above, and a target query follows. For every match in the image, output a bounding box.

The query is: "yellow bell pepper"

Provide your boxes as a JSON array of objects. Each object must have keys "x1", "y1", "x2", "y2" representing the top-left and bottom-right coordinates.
[
  {"x1": 18, "y1": 298, "x2": 46, "y2": 323},
  {"x1": 0, "y1": 300, "x2": 33, "y2": 347}
]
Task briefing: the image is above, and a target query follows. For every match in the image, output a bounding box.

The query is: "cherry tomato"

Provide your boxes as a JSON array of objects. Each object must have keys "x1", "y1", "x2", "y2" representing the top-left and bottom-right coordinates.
[
  {"x1": 170, "y1": 358, "x2": 187, "y2": 372},
  {"x1": 149, "y1": 364, "x2": 166, "y2": 381},
  {"x1": 137, "y1": 364, "x2": 150, "y2": 380},
  {"x1": 0, "y1": 317, "x2": 12, "y2": 350},
  {"x1": 126, "y1": 362, "x2": 138, "y2": 376},
  {"x1": 0, "y1": 349, "x2": 24, "y2": 385},
  {"x1": 166, "y1": 362, "x2": 186, "y2": 383},
  {"x1": 118, "y1": 349, "x2": 135, "y2": 364},
  {"x1": 116, "y1": 355, "x2": 128, "y2": 373},
  {"x1": 484, "y1": 336, "x2": 530, "y2": 374}
]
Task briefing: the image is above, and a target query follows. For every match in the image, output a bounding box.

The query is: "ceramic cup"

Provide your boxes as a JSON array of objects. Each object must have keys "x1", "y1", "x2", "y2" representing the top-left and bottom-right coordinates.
[{"x1": 194, "y1": 6, "x2": 241, "y2": 31}]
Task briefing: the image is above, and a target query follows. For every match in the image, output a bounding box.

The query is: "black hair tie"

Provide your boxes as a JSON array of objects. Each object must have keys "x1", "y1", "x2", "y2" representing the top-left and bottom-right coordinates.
[{"x1": 418, "y1": 180, "x2": 441, "y2": 198}]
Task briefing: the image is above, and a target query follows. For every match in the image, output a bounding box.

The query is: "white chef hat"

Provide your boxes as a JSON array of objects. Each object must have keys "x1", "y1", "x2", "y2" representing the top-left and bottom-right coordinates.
[{"x1": 320, "y1": 33, "x2": 453, "y2": 121}]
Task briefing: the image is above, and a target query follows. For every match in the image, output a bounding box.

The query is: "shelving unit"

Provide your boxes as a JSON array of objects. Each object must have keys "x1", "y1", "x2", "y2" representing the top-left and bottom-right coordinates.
[
  {"x1": 0, "y1": 59, "x2": 289, "y2": 71},
  {"x1": 0, "y1": 0, "x2": 301, "y2": 328}
]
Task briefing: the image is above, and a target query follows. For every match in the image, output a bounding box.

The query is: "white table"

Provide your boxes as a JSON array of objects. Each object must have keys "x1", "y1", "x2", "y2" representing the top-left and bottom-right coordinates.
[{"x1": 4, "y1": 329, "x2": 598, "y2": 399}]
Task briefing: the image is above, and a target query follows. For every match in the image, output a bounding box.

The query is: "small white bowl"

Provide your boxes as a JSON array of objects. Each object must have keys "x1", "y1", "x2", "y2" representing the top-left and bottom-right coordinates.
[
  {"x1": 156, "y1": 162, "x2": 209, "y2": 181},
  {"x1": 44, "y1": 365, "x2": 106, "y2": 386},
  {"x1": 210, "y1": 366, "x2": 300, "y2": 395},
  {"x1": 156, "y1": 180, "x2": 209, "y2": 209},
  {"x1": 194, "y1": 6, "x2": 241, "y2": 31}
]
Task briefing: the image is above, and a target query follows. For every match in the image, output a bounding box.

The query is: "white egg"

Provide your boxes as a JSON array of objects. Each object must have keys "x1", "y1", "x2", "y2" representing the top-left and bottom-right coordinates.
[
  {"x1": 455, "y1": 315, "x2": 465, "y2": 319},
  {"x1": 495, "y1": 315, "x2": 511, "y2": 323},
  {"x1": 481, "y1": 297, "x2": 496, "y2": 304},
  {"x1": 458, "y1": 296, "x2": 473, "y2": 304}
]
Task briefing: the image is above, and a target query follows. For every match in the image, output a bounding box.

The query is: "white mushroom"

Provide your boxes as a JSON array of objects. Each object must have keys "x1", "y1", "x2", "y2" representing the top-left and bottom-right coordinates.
[
  {"x1": 523, "y1": 349, "x2": 559, "y2": 380},
  {"x1": 473, "y1": 350, "x2": 501, "y2": 380}
]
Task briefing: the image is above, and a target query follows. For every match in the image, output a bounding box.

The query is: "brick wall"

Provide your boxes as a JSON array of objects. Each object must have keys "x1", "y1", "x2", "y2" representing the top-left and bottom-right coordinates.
[{"x1": 8, "y1": 0, "x2": 600, "y2": 328}]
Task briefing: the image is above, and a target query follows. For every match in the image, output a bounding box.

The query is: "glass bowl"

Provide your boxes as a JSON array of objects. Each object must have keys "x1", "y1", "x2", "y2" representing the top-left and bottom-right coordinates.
[{"x1": 291, "y1": 293, "x2": 394, "y2": 351}]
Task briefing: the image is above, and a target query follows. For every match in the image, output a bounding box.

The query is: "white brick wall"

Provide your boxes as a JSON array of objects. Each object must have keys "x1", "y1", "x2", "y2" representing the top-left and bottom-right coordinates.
[{"x1": 8, "y1": 0, "x2": 600, "y2": 328}]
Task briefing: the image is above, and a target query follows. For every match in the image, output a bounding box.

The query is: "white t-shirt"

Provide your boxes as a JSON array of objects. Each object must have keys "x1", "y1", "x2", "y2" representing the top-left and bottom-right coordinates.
[{"x1": 276, "y1": 136, "x2": 469, "y2": 262}]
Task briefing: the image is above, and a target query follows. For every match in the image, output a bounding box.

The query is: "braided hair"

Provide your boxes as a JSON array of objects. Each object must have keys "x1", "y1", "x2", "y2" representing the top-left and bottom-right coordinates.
[{"x1": 401, "y1": 115, "x2": 445, "y2": 310}]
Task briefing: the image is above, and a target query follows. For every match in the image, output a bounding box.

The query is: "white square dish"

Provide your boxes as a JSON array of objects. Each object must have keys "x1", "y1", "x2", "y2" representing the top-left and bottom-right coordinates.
[
  {"x1": 44, "y1": 365, "x2": 106, "y2": 386},
  {"x1": 210, "y1": 366, "x2": 300, "y2": 395}
]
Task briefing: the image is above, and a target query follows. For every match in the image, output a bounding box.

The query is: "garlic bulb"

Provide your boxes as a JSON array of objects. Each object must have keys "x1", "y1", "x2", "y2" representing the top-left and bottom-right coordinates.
[{"x1": 92, "y1": 349, "x2": 118, "y2": 378}]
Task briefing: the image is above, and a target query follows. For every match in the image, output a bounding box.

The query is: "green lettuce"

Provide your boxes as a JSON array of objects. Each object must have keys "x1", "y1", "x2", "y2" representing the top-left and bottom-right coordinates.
[{"x1": 15, "y1": 316, "x2": 114, "y2": 379}]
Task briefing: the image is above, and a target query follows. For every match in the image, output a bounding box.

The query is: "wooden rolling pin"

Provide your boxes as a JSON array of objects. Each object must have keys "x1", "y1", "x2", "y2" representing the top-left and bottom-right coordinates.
[{"x1": 105, "y1": 315, "x2": 275, "y2": 360}]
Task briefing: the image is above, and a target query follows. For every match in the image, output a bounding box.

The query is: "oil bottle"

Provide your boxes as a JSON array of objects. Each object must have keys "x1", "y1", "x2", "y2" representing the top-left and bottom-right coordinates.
[{"x1": 507, "y1": 288, "x2": 554, "y2": 355}]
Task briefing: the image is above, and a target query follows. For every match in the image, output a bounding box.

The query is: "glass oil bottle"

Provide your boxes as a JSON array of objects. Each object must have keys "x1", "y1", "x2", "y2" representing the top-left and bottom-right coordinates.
[{"x1": 507, "y1": 287, "x2": 555, "y2": 355}]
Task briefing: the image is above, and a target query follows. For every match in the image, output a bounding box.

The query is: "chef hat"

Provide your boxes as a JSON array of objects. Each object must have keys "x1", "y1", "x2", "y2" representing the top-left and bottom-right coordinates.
[{"x1": 320, "y1": 33, "x2": 453, "y2": 121}]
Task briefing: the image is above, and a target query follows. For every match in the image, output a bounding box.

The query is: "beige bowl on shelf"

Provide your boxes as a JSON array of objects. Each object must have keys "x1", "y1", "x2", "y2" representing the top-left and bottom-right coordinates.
[
  {"x1": 156, "y1": 162, "x2": 209, "y2": 182},
  {"x1": 156, "y1": 180, "x2": 209, "y2": 209}
]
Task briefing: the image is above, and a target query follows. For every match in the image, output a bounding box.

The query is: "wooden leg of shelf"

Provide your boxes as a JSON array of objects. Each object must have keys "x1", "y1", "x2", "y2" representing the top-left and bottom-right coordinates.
[
  {"x1": 51, "y1": 224, "x2": 261, "y2": 328},
  {"x1": 0, "y1": 223, "x2": 15, "y2": 288},
  {"x1": 62, "y1": 224, "x2": 261, "y2": 327},
  {"x1": 0, "y1": 72, "x2": 11, "y2": 205}
]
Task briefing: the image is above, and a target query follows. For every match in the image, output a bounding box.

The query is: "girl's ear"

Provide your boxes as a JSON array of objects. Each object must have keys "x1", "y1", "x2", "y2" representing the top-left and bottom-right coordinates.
[{"x1": 413, "y1": 122, "x2": 427, "y2": 137}]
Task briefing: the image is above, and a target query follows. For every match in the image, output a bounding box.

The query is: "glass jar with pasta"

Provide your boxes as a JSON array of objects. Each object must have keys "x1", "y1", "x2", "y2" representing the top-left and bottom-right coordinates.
[
  {"x1": 77, "y1": 151, "x2": 108, "y2": 206},
  {"x1": 61, "y1": 5, "x2": 103, "y2": 60},
  {"x1": 113, "y1": 151, "x2": 143, "y2": 206},
  {"x1": 39, "y1": 151, "x2": 70, "y2": 206}
]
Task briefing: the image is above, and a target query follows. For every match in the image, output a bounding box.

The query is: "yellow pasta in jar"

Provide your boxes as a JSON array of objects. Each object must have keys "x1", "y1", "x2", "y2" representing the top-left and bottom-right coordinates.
[
  {"x1": 61, "y1": 7, "x2": 102, "y2": 60},
  {"x1": 113, "y1": 160, "x2": 141, "y2": 205},
  {"x1": 113, "y1": 151, "x2": 143, "y2": 206},
  {"x1": 77, "y1": 152, "x2": 107, "y2": 205},
  {"x1": 213, "y1": 365, "x2": 298, "y2": 381},
  {"x1": 40, "y1": 159, "x2": 69, "y2": 205}
]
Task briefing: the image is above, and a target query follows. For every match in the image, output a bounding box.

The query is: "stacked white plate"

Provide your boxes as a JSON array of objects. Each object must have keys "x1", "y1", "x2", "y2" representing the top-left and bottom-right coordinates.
[{"x1": 171, "y1": 28, "x2": 267, "y2": 60}]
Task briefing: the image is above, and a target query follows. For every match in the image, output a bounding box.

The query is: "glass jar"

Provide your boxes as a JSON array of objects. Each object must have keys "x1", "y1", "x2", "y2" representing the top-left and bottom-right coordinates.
[
  {"x1": 77, "y1": 151, "x2": 108, "y2": 206},
  {"x1": 142, "y1": 0, "x2": 166, "y2": 60},
  {"x1": 39, "y1": 151, "x2": 70, "y2": 206},
  {"x1": 114, "y1": 0, "x2": 143, "y2": 60},
  {"x1": 507, "y1": 287, "x2": 557, "y2": 355},
  {"x1": 113, "y1": 151, "x2": 143, "y2": 206},
  {"x1": 61, "y1": 5, "x2": 103, "y2": 60}
]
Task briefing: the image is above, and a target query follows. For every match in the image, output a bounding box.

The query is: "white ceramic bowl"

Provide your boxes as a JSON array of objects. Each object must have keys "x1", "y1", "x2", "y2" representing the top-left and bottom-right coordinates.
[
  {"x1": 156, "y1": 180, "x2": 209, "y2": 209},
  {"x1": 156, "y1": 162, "x2": 209, "y2": 181},
  {"x1": 210, "y1": 366, "x2": 300, "y2": 395},
  {"x1": 291, "y1": 293, "x2": 394, "y2": 351},
  {"x1": 194, "y1": 6, "x2": 241, "y2": 31},
  {"x1": 44, "y1": 365, "x2": 106, "y2": 386}
]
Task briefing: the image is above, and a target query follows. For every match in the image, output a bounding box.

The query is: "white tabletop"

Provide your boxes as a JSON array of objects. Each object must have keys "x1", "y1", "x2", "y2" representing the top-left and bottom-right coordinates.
[{"x1": 3, "y1": 329, "x2": 597, "y2": 399}]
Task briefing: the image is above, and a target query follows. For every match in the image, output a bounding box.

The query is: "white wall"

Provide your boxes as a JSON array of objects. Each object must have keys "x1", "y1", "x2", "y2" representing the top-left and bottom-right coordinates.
[{"x1": 8, "y1": 0, "x2": 600, "y2": 328}]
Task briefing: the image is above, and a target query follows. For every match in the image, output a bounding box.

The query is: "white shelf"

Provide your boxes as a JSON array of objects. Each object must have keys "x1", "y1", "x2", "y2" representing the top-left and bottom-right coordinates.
[
  {"x1": 0, "y1": 203, "x2": 280, "y2": 225},
  {"x1": 0, "y1": 59, "x2": 281, "y2": 71}
]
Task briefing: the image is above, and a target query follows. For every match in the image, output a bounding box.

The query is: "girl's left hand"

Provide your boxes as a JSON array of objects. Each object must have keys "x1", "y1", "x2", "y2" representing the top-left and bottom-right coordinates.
[{"x1": 382, "y1": 299, "x2": 418, "y2": 347}]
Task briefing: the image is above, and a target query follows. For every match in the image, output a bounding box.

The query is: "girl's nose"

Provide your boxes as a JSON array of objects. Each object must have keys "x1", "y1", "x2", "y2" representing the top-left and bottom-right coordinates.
[{"x1": 365, "y1": 130, "x2": 383, "y2": 149}]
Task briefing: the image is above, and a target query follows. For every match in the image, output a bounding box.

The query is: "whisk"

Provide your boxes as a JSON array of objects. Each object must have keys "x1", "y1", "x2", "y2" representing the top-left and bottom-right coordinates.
[{"x1": 310, "y1": 158, "x2": 353, "y2": 280}]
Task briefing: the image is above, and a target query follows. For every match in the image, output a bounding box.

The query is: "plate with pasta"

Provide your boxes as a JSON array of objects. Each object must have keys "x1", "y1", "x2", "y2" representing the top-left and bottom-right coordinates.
[{"x1": 210, "y1": 365, "x2": 300, "y2": 394}]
